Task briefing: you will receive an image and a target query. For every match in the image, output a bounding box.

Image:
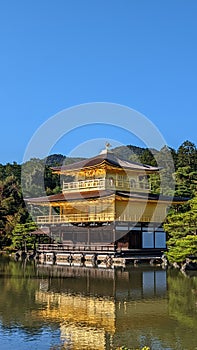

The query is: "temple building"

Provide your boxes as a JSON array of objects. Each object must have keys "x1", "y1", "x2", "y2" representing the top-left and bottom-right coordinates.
[{"x1": 26, "y1": 147, "x2": 186, "y2": 262}]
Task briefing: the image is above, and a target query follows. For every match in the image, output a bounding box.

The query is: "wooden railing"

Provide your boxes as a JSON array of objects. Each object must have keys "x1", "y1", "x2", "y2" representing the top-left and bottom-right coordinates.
[
  {"x1": 36, "y1": 212, "x2": 115, "y2": 224},
  {"x1": 38, "y1": 243, "x2": 116, "y2": 252},
  {"x1": 116, "y1": 215, "x2": 164, "y2": 223},
  {"x1": 63, "y1": 178, "x2": 105, "y2": 191},
  {"x1": 36, "y1": 213, "x2": 163, "y2": 225},
  {"x1": 62, "y1": 177, "x2": 149, "y2": 192}
]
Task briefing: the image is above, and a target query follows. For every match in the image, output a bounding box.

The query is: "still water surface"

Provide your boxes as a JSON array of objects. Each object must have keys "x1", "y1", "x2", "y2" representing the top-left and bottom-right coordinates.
[{"x1": 0, "y1": 256, "x2": 197, "y2": 350}]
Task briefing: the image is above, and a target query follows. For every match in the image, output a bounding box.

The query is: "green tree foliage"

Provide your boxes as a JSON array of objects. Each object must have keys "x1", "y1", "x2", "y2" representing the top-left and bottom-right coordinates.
[
  {"x1": 168, "y1": 269, "x2": 197, "y2": 331},
  {"x1": 0, "y1": 160, "x2": 58, "y2": 249},
  {"x1": 21, "y1": 157, "x2": 63, "y2": 198},
  {"x1": 0, "y1": 257, "x2": 44, "y2": 329},
  {"x1": 45, "y1": 153, "x2": 84, "y2": 166},
  {"x1": 177, "y1": 140, "x2": 197, "y2": 170},
  {"x1": 0, "y1": 156, "x2": 70, "y2": 249},
  {"x1": 164, "y1": 196, "x2": 197, "y2": 263},
  {"x1": 154, "y1": 146, "x2": 176, "y2": 195},
  {"x1": 44, "y1": 166, "x2": 61, "y2": 195},
  {"x1": 0, "y1": 175, "x2": 28, "y2": 247},
  {"x1": 174, "y1": 166, "x2": 197, "y2": 198},
  {"x1": 113, "y1": 145, "x2": 145, "y2": 160},
  {"x1": 139, "y1": 146, "x2": 176, "y2": 195},
  {"x1": 11, "y1": 222, "x2": 38, "y2": 250},
  {"x1": 11, "y1": 222, "x2": 51, "y2": 251},
  {"x1": 21, "y1": 158, "x2": 48, "y2": 197},
  {"x1": 139, "y1": 148, "x2": 157, "y2": 166}
]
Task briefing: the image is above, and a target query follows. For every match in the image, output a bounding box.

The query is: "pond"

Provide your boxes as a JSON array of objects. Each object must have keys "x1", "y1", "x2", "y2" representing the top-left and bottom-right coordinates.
[{"x1": 0, "y1": 255, "x2": 197, "y2": 350}]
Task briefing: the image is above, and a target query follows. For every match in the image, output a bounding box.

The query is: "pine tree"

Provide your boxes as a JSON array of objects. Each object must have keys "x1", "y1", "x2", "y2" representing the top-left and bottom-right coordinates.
[{"x1": 164, "y1": 196, "x2": 197, "y2": 263}]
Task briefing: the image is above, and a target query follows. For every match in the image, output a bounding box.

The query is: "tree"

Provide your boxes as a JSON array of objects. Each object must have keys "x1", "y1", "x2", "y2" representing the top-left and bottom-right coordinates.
[
  {"x1": 11, "y1": 222, "x2": 51, "y2": 251},
  {"x1": 177, "y1": 140, "x2": 197, "y2": 170},
  {"x1": 175, "y1": 166, "x2": 197, "y2": 198},
  {"x1": 145, "y1": 146, "x2": 176, "y2": 195},
  {"x1": 21, "y1": 158, "x2": 46, "y2": 198},
  {"x1": 21, "y1": 158, "x2": 61, "y2": 198},
  {"x1": 11, "y1": 222, "x2": 38, "y2": 251},
  {"x1": 164, "y1": 196, "x2": 197, "y2": 263},
  {"x1": 0, "y1": 175, "x2": 28, "y2": 248},
  {"x1": 139, "y1": 148, "x2": 157, "y2": 167}
]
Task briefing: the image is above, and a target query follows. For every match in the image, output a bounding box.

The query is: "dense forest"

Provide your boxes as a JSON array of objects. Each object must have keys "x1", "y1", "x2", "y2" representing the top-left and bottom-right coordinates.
[{"x1": 0, "y1": 140, "x2": 197, "y2": 263}]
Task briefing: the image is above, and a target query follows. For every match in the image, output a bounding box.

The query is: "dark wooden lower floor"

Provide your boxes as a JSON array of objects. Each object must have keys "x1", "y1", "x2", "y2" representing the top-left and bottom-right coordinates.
[
  {"x1": 42, "y1": 222, "x2": 166, "y2": 251},
  {"x1": 38, "y1": 221, "x2": 167, "y2": 260}
]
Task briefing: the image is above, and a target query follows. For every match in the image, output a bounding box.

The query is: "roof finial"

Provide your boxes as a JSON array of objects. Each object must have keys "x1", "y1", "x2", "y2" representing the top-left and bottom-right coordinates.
[
  {"x1": 99, "y1": 142, "x2": 112, "y2": 155},
  {"x1": 105, "y1": 141, "x2": 111, "y2": 150}
]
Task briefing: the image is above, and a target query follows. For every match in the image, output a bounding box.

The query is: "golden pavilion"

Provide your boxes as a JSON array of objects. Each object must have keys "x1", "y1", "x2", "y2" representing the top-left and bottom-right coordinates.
[{"x1": 26, "y1": 147, "x2": 186, "y2": 261}]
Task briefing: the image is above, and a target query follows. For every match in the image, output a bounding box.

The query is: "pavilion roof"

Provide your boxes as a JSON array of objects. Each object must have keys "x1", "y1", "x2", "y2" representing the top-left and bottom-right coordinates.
[
  {"x1": 51, "y1": 149, "x2": 160, "y2": 174},
  {"x1": 25, "y1": 190, "x2": 115, "y2": 204},
  {"x1": 25, "y1": 190, "x2": 188, "y2": 204}
]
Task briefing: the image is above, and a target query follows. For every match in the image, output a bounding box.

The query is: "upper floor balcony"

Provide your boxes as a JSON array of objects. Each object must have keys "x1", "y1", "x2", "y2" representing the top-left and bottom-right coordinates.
[{"x1": 62, "y1": 177, "x2": 149, "y2": 193}]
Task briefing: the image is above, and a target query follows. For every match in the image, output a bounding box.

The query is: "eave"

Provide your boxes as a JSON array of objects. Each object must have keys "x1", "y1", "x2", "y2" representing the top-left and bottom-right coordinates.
[{"x1": 25, "y1": 190, "x2": 188, "y2": 206}]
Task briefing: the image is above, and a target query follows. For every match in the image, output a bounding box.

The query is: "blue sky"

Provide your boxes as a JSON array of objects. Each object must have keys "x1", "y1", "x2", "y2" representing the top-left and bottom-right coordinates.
[{"x1": 0, "y1": 0, "x2": 197, "y2": 164}]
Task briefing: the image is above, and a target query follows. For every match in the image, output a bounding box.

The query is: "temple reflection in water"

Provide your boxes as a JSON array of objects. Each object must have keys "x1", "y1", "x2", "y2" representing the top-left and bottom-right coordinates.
[{"x1": 35, "y1": 265, "x2": 167, "y2": 349}]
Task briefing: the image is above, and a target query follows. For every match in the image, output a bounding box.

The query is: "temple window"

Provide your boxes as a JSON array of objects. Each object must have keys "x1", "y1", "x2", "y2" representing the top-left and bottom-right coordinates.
[
  {"x1": 109, "y1": 177, "x2": 114, "y2": 186},
  {"x1": 130, "y1": 179, "x2": 136, "y2": 188}
]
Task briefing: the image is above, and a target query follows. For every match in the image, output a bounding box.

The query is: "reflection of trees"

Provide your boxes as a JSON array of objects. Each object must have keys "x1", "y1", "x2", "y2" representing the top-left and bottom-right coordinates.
[
  {"x1": 168, "y1": 269, "x2": 197, "y2": 346},
  {"x1": 168, "y1": 269, "x2": 197, "y2": 327},
  {"x1": 0, "y1": 256, "x2": 58, "y2": 333}
]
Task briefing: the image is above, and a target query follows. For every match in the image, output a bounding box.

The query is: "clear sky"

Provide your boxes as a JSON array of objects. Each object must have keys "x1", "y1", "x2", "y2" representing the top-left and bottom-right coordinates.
[{"x1": 0, "y1": 0, "x2": 197, "y2": 164}]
